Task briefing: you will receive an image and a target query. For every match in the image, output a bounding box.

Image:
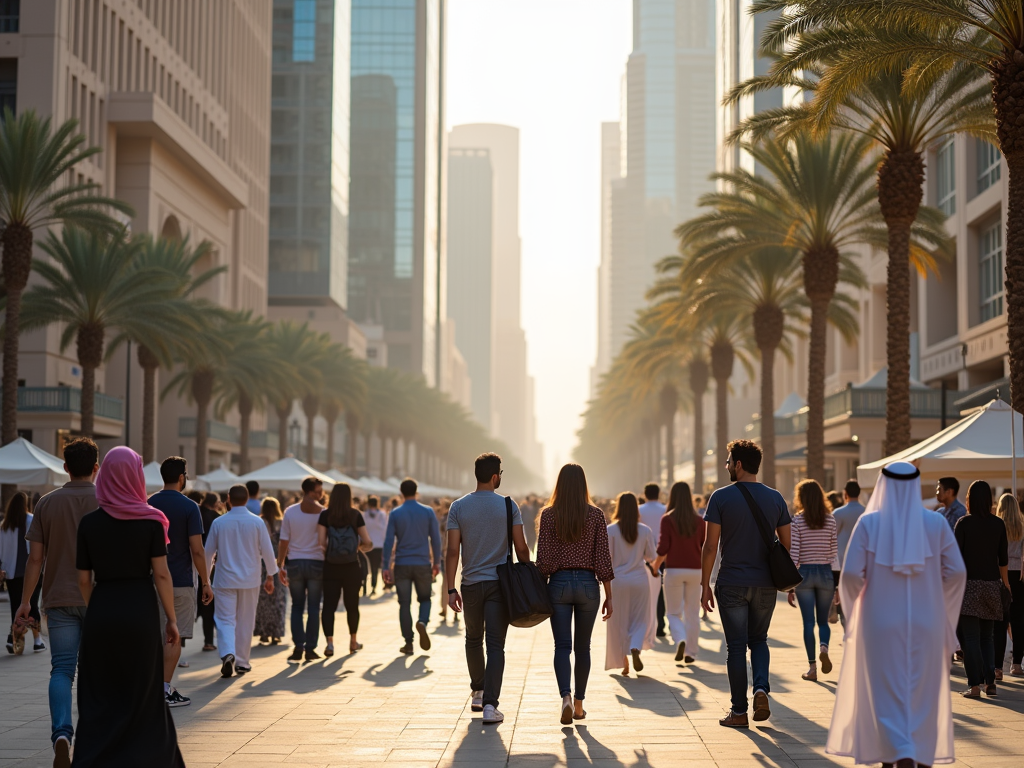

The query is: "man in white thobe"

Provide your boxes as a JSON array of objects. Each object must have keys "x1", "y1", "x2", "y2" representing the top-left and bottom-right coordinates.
[
  {"x1": 205, "y1": 484, "x2": 279, "y2": 678},
  {"x1": 639, "y1": 483, "x2": 667, "y2": 645},
  {"x1": 827, "y1": 462, "x2": 966, "y2": 767}
]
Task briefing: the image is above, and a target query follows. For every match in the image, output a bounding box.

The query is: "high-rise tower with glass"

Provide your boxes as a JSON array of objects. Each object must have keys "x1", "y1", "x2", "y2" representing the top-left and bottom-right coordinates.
[{"x1": 348, "y1": 0, "x2": 446, "y2": 385}]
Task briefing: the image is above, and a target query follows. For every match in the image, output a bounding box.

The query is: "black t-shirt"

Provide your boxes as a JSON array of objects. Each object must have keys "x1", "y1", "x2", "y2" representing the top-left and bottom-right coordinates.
[
  {"x1": 317, "y1": 510, "x2": 365, "y2": 530},
  {"x1": 955, "y1": 513, "x2": 1009, "y2": 581},
  {"x1": 76, "y1": 509, "x2": 167, "y2": 581}
]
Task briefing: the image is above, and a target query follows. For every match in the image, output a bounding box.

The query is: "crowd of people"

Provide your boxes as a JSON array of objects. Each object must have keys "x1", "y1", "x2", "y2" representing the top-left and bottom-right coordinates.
[{"x1": 1, "y1": 435, "x2": 1019, "y2": 767}]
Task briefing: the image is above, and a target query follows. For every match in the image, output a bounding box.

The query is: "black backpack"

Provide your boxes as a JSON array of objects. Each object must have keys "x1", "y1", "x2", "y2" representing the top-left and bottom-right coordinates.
[{"x1": 325, "y1": 524, "x2": 359, "y2": 565}]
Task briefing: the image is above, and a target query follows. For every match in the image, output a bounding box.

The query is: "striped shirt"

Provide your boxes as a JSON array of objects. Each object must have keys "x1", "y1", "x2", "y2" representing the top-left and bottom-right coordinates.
[{"x1": 790, "y1": 513, "x2": 837, "y2": 568}]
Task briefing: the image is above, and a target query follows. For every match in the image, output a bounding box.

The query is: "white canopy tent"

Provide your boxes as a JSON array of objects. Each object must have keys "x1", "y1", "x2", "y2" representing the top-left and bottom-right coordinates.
[
  {"x1": 237, "y1": 457, "x2": 335, "y2": 492},
  {"x1": 0, "y1": 438, "x2": 68, "y2": 487},
  {"x1": 857, "y1": 399, "x2": 1024, "y2": 489},
  {"x1": 324, "y1": 469, "x2": 373, "y2": 495},
  {"x1": 194, "y1": 465, "x2": 241, "y2": 493},
  {"x1": 142, "y1": 461, "x2": 167, "y2": 493},
  {"x1": 358, "y1": 476, "x2": 400, "y2": 495}
]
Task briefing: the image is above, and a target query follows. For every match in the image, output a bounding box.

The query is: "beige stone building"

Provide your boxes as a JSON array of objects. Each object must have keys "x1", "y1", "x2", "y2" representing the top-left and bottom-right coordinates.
[{"x1": 8, "y1": 1, "x2": 273, "y2": 470}]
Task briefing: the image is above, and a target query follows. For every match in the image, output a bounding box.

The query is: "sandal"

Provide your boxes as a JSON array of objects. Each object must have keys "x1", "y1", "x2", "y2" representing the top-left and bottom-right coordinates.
[
  {"x1": 961, "y1": 688, "x2": 981, "y2": 698},
  {"x1": 573, "y1": 709, "x2": 587, "y2": 720},
  {"x1": 349, "y1": 643, "x2": 363, "y2": 653},
  {"x1": 985, "y1": 683, "x2": 998, "y2": 697},
  {"x1": 994, "y1": 668, "x2": 1003, "y2": 681},
  {"x1": 801, "y1": 670, "x2": 817, "y2": 681},
  {"x1": 202, "y1": 644, "x2": 217, "y2": 652}
]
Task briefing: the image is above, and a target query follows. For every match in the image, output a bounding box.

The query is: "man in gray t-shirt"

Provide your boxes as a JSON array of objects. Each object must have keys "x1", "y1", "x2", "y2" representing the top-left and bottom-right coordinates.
[{"x1": 446, "y1": 453, "x2": 531, "y2": 725}]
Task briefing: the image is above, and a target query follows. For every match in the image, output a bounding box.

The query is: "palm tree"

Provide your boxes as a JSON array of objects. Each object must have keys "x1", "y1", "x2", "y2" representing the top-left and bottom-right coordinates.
[
  {"x1": 731, "y1": 41, "x2": 982, "y2": 455},
  {"x1": 688, "y1": 358, "x2": 710, "y2": 493},
  {"x1": 0, "y1": 109, "x2": 133, "y2": 448},
  {"x1": 265, "y1": 321, "x2": 326, "y2": 460},
  {"x1": 304, "y1": 340, "x2": 366, "y2": 469},
  {"x1": 744, "y1": 0, "x2": 1024, "y2": 407},
  {"x1": 19, "y1": 227, "x2": 180, "y2": 437},
  {"x1": 127, "y1": 235, "x2": 221, "y2": 462},
  {"x1": 678, "y1": 131, "x2": 883, "y2": 482}
]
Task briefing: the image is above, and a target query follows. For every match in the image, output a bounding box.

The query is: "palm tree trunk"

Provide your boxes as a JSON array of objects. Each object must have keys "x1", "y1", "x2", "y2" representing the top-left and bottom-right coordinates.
[
  {"x1": 378, "y1": 433, "x2": 386, "y2": 478},
  {"x1": 2, "y1": 223, "x2": 32, "y2": 447},
  {"x1": 689, "y1": 360, "x2": 709, "y2": 494},
  {"x1": 325, "y1": 416, "x2": 337, "y2": 469},
  {"x1": 80, "y1": 366, "x2": 96, "y2": 439},
  {"x1": 76, "y1": 324, "x2": 105, "y2": 439},
  {"x1": 665, "y1": 418, "x2": 675, "y2": 485},
  {"x1": 753, "y1": 304, "x2": 785, "y2": 489},
  {"x1": 804, "y1": 246, "x2": 840, "y2": 484},
  {"x1": 302, "y1": 395, "x2": 318, "y2": 468},
  {"x1": 346, "y1": 415, "x2": 359, "y2": 475},
  {"x1": 879, "y1": 148, "x2": 924, "y2": 455},
  {"x1": 276, "y1": 403, "x2": 290, "y2": 460},
  {"x1": 711, "y1": 340, "x2": 734, "y2": 488},
  {"x1": 137, "y1": 345, "x2": 159, "y2": 464},
  {"x1": 993, "y1": 60, "x2": 1024, "y2": 410},
  {"x1": 192, "y1": 369, "x2": 215, "y2": 475},
  {"x1": 651, "y1": 427, "x2": 660, "y2": 484},
  {"x1": 238, "y1": 393, "x2": 253, "y2": 474}
]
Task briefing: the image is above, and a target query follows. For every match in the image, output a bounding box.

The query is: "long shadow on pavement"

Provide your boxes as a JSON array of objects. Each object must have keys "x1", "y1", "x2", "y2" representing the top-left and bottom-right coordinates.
[{"x1": 361, "y1": 654, "x2": 433, "y2": 686}]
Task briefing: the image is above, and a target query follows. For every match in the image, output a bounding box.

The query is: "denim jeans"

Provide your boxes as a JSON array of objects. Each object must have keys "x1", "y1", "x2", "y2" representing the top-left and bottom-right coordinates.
[
  {"x1": 795, "y1": 563, "x2": 834, "y2": 663},
  {"x1": 46, "y1": 606, "x2": 87, "y2": 745},
  {"x1": 716, "y1": 584, "x2": 777, "y2": 714},
  {"x1": 462, "y1": 580, "x2": 510, "y2": 707},
  {"x1": 960, "y1": 614, "x2": 996, "y2": 687},
  {"x1": 548, "y1": 569, "x2": 601, "y2": 700},
  {"x1": 394, "y1": 564, "x2": 433, "y2": 642},
  {"x1": 286, "y1": 559, "x2": 324, "y2": 651}
]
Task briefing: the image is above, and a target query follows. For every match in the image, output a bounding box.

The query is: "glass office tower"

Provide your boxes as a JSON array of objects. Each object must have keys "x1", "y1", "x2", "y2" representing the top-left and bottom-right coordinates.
[
  {"x1": 269, "y1": 0, "x2": 350, "y2": 309},
  {"x1": 349, "y1": 0, "x2": 445, "y2": 384}
]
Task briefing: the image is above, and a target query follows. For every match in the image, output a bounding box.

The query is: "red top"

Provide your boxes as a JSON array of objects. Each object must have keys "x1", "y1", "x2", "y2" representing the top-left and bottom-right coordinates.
[
  {"x1": 536, "y1": 505, "x2": 615, "y2": 583},
  {"x1": 657, "y1": 513, "x2": 707, "y2": 569}
]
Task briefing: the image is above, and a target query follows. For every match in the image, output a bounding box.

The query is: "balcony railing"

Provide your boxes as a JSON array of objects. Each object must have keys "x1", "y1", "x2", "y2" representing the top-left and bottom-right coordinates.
[
  {"x1": 18, "y1": 386, "x2": 123, "y2": 421},
  {"x1": 249, "y1": 430, "x2": 280, "y2": 450},
  {"x1": 178, "y1": 418, "x2": 239, "y2": 444},
  {"x1": 748, "y1": 385, "x2": 961, "y2": 438}
]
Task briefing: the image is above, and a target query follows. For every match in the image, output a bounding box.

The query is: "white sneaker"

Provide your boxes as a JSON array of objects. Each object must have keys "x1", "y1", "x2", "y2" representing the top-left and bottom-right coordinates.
[
  {"x1": 471, "y1": 690, "x2": 483, "y2": 712},
  {"x1": 482, "y1": 704, "x2": 504, "y2": 724},
  {"x1": 177, "y1": 660, "x2": 189, "y2": 668}
]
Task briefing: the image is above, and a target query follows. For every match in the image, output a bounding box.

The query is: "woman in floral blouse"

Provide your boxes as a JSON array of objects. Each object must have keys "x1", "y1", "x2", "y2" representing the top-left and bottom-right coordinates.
[{"x1": 536, "y1": 464, "x2": 614, "y2": 725}]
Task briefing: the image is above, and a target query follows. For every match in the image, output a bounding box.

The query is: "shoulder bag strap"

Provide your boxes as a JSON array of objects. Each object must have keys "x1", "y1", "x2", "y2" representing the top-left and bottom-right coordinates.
[
  {"x1": 504, "y1": 496, "x2": 514, "y2": 562},
  {"x1": 734, "y1": 483, "x2": 777, "y2": 552}
]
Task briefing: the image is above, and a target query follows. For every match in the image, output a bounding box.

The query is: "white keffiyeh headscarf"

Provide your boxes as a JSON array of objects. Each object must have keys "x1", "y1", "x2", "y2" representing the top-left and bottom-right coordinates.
[{"x1": 863, "y1": 461, "x2": 933, "y2": 575}]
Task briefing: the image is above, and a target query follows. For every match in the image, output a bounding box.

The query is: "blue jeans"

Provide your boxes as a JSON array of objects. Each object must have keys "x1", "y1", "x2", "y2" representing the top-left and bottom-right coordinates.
[
  {"x1": 394, "y1": 564, "x2": 433, "y2": 642},
  {"x1": 46, "y1": 606, "x2": 87, "y2": 745},
  {"x1": 795, "y1": 564, "x2": 834, "y2": 663},
  {"x1": 716, "y1": 584, "x2": 777, "y2": 714},
  {"x1": 548, "y1": 569, "x2": 601, "y2": 700},
  {"x1": 286, "y1": 559, "x2": 323, "y2": 651}
]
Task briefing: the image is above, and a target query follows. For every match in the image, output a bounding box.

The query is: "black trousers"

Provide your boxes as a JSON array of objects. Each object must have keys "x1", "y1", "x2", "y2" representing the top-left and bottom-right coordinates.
[
  {"x1": 960, "y1": 614, "x2": 996, "y2": 687},
  {"x1": 196, "y1": 583, "x2": 215, "y2": 645},
  {"x1": 323, "y1": 562, "x2": 362, "y2": 636},
  {"x1": 462, "y1": 580, "x2": 510, "y2": 708},
  {"x1": 995, "y1": 571, "x2": 1024, "y2": 666},
  {"x1": 364, "y1": 548, "x2": 383, "y2": 592}
]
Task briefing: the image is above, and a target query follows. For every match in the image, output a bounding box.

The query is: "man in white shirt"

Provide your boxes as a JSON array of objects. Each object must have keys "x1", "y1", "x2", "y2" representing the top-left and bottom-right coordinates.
[
  {"x1": 205, "y1": 484, "x2": 278, "y2": 678},
  {"x1": 277, "y1": 476, "x2": 326, "y2": 662},
  {"x1": 362, "y1": 495, "x2": 388, "y2": 595},
  {"x1": 639, "y1": 483, "x2": 667, "y2": 645}
]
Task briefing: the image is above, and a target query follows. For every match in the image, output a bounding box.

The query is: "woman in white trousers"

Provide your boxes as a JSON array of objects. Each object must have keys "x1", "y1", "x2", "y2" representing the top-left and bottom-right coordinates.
[{"x1": 652, "y1": 482, "x2": 707, "y2": 663}]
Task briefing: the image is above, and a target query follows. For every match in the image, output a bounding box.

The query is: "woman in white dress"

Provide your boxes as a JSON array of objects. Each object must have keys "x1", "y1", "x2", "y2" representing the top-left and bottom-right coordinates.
[{"x1": 605, "y1": 492, "x2": 657, "y2": 676}]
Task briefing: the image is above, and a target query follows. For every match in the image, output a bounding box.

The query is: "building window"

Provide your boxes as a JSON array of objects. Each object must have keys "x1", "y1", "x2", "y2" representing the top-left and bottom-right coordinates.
[
  {"x1": 978, "y1": 140, "x2": 1001, "y2": 193},
  {"x1": 979, "y1": 219, "x2": 1004, "y2": 322},
  {"x1": 0, "y1": 0, "x2": 18, "y2": 33},
  {"x1": 292, "y1": 0, "x2": 316, "y2": 62},
  {"x1": 936, "y1": 138, "x2": 955, "y2": 216}
]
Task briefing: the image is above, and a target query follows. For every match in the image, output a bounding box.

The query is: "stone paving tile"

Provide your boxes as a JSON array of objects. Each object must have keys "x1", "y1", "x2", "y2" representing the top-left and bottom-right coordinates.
[{"x1": 2, "y1": 590, "x2": 1024, "y2": 766}]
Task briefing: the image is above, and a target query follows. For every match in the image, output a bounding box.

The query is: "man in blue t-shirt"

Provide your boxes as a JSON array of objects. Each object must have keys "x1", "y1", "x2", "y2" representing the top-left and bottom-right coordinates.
[
  {"x1": 149, "y1": 456, "x2": 213, "y2": 708},
  {"x1": 700, "y1": 439, "x2": 791, "y2": 729}
]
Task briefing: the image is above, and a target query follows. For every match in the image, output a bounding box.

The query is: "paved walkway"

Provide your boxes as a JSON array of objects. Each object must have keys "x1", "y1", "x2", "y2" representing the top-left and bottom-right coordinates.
[{"x1": 1, "y1": 590, "x2": 1022, "y2": 767}]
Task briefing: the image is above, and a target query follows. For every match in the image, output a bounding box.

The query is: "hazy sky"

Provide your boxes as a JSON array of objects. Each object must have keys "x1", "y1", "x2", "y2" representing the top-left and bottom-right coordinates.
[{"x1": 447, "y1": 0, "x2": 632, "y2": 486}]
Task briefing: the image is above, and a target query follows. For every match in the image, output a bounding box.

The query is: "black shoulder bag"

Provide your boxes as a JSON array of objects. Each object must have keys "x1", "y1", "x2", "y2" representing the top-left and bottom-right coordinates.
[
  {"x1": 495, "y1": 496, "x2": 554, "y2": 627},
  {"x1": 735, "y1": 484, "x2": 802, "y2": 592}
]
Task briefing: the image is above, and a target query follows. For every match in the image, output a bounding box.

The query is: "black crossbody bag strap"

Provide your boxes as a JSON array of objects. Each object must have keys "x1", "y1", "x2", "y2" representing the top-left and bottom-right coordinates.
[
  {"x1": 504, "y1": 496, "x2": 514, "y2": 562},
  {"x1": 735, "y1": 483, "x2": 777, "y2": 550}
]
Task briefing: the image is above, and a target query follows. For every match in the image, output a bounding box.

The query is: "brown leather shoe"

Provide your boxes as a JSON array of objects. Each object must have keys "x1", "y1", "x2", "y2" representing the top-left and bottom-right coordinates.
[
  {"x1": 719, "y1": 710, "x2": 749, "y2": 728},
  {"x1": 752, "y1": 690, "x2": 771, "y2": 721}
]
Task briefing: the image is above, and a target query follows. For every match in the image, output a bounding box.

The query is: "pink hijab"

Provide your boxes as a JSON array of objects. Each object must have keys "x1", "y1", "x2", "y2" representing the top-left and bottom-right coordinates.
[{"x1": 96, "y1": 446, "x2": 170, "y2": 544}]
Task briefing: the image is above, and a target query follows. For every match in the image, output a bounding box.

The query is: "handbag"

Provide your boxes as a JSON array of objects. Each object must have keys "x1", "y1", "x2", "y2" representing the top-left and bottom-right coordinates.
[
  {"x1": 495, "y1": 496, "x2": 554, "y2": 628},
  {"x1": 735, "y1": 483, "x2": 803, "y2": 592}
]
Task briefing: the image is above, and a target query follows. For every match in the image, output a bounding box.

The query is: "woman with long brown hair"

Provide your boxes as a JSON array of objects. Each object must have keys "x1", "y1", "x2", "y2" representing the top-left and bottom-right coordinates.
[
  {"x1": 651, "y1": 481, "x2": 706, "y2": 664},
  {"x1": 317, "y1": 483, "x2": 372, "y2": 655},
  {"x1": 604, "y1": 492, "x2": 656, "y2": 676},
  {"x1": 254, "y1": 497, "x2": 287, "y2": 644},
  {"x1": 536, "y1": 464, "x2": 614, "y2": 724},
  {"x1": 787, "y1": 479, "x2": 838, "y2": 681},
  {"x1": 1, "y1": 491, "x2": 43, "y2": 653}
]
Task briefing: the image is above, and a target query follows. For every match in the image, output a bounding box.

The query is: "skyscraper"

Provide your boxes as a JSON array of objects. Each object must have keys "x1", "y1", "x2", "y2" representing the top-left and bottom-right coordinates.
[
  {"x1": 597, "y1": 0, "x2": 717, "y2": 368},
  {"x1": 268, "y1": 0, "x2": 351, "y2": 312},
  {"x1": 447, "y1": 124, "x2": 541, "y2": 475},
  {"x1": 348, "y1": 0, "x2": 447, "y2": 386}
]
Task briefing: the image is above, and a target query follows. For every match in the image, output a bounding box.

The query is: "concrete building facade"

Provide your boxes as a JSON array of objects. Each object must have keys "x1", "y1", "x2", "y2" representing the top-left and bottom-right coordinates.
[{"x1": 7, "y1": 0, "x2": 273, "y2": 470}]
